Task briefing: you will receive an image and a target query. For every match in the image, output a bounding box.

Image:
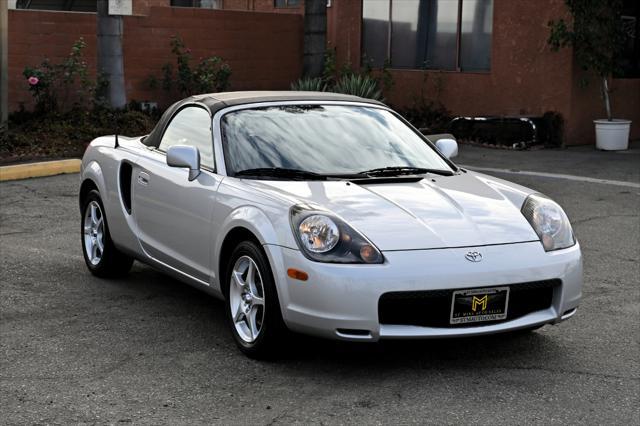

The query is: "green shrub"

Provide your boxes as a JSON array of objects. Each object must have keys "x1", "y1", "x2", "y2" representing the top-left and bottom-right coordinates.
[
  {"x1": 322, "y1": 48, "x2": 337, "y2": 85},
  {"x1": 157, "y1": 36, "x2": 232, "y2": 97},
  {"x1": 290, "y1": 48, "x2": 388, "y2": 102},
  {"x1": 333, "y1": 74, "x2": 383, "y2": 101},
  {"x1": 540, "y1": 111, "x2": 564, "y2": 147},
  {"x1": 397, "y1": 98, "x2": 451, "y2": 134},
  {"x1": 290, "y1": 77, "x2": 327, "y2": 92},
  {"x1": 22, "y1": 38, "x2": 94, "y2": 113},
  {"x1": 3, "y1": 106, "x2": 157, "y2": 162}
]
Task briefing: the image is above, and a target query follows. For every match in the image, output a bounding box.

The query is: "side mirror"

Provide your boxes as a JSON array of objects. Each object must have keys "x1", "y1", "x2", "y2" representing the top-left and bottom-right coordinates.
[
  {"x1": 167, "y1": 145, "x2": 200, "y2": 181},
  {"x1": 435, "y1": 138, "x2": 458, "y2": 159}
]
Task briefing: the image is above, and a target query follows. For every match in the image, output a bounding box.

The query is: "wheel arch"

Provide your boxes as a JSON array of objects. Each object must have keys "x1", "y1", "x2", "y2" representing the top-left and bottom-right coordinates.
[
  {"x1": 213, "y1": 205, "x2": 284, "y2": 296},
  {"x1": 218, "y1": 227, "x2": 262, "y2": 296},
  {"x1": 79, "y1": 178, "x2": 99, "y2": 211},
  {"x1": 215, "y1": 221, "x2": 292, "y2": 345},
  {"x1": 79, "y1": 160, "x2": 108, "y2": 209}
]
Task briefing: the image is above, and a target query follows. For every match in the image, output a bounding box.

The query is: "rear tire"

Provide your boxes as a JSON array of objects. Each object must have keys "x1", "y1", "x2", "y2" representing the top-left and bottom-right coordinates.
[
  {"x1": 224, "y1": 240, "x2": 287, "y2": 359},
  {"x1": 81, "y1": 190, "x2": 133, "y2": 278}
]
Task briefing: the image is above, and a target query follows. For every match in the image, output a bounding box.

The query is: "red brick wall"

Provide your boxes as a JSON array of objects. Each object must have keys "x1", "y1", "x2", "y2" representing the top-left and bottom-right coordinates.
[
  {"x1": 8, "y1": 10, "x2": 98, "y2": 111},
  {"x1": 123, "y1": 6, "x2": 302, "y2": 104},
  {"x1": 327, "y1": 0, "x2": 361, "y2": 69},
  {"x1": 132, "y1": 0, "x2": 304, "y2": 15},
  {"x1": 8, "y1": 7, "x2": 302, "y2": 111},
  {"x1": 337, "y1": 0, "x2": 639, "y2": 145},
  {"x1": 133, "y1": 0, "x2": 170, "y2": 16},
  {"x1": 568, "y1": 70, "x2": 640, "y2": 145},
  {"x1": 223, "y1": 0, "x2": 303, "y2": 14}
]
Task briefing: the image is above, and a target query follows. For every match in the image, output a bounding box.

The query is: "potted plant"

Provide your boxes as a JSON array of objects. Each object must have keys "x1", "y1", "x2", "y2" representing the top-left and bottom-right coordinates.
[{"x1": 549, "y1": 0, "x2": 632, "y2": 150}]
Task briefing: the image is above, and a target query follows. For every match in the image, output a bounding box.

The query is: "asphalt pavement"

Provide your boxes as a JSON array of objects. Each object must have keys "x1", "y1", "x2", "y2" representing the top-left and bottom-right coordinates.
[{"x1": 1, "y1": 144, "x2": 639, "y2": 425}]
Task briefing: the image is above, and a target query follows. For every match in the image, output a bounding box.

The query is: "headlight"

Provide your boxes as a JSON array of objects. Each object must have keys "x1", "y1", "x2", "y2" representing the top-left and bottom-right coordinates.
[
  {"x1": 298, "y1": 215, "x2": 340, "y2": 253},
  {"x1": 290, "y1": 205, "x2": 384, "y2": 264},
  {"x1": 522, "y1": 193, "x2": 575, "y2": 251}
]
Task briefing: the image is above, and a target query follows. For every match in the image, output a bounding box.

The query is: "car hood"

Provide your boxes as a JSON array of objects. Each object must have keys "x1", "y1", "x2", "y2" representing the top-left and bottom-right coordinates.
[{"x1": 244, "y1": 171, "x2": 540, "y2": 251}]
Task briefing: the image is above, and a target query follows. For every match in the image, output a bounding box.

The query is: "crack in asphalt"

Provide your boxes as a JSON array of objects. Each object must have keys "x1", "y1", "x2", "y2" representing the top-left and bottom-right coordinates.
[
  {"x1": 0, "y1": 231, "x2": 29, "y2": 236},
  {"x1": 571, "y1": 214, "x2": 638, "y2": 226}
]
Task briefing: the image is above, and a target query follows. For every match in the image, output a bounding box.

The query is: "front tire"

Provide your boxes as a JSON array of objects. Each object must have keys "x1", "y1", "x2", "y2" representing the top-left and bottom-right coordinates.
[
  {"x1": 81, "y1": 189, "x2": 133, "y2": 277},
  {"x1": 224, "y1": 240, "x2": 286, "y2": 358}
]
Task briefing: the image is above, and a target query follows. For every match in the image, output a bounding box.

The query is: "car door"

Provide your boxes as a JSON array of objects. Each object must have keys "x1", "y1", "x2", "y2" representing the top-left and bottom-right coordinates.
[{"x1": 132, "y1": 105, "x2": 222, "y2": 284}]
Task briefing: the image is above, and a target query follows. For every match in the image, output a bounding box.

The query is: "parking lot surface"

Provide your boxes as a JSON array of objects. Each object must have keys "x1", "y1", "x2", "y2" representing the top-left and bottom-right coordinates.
[{"x1": 1, "y1": 145, "x2": 639, "y2": 424}]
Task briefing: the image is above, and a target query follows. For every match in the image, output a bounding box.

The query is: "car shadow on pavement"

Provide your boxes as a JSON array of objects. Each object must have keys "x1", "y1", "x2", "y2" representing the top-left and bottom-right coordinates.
[
  {"x1": 114, "y1": 263, "x2": 565, "y2": 374},
  {"x1": 278, "y1": 331, "x2": 560, "y2": 368}
]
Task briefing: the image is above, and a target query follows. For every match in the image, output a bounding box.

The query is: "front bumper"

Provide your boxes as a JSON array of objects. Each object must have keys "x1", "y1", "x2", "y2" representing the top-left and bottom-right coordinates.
[{"x1": 264, "y1": 241, "x2": 582, "y2": 341}]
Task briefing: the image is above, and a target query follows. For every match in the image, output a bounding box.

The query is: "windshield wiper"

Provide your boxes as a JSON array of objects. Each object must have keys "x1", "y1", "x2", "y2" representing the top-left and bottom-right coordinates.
[
  {"x1": 234, "y1": 167, "x2": 331, "y2": 180},
  {"x1": 357, "y1": 166, "x2": 454, "y2": 177}
]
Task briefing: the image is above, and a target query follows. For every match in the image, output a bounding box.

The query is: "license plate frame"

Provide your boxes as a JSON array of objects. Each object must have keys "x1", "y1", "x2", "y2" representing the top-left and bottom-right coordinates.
[{"x1": 450, "y1": 286, "x2": 510, "y2": 325}]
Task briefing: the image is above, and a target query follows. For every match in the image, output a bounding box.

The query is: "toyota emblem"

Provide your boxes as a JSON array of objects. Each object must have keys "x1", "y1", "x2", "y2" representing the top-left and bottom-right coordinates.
[{"x1": 465, "y1": 251, "x2": 483, "y2": 262}]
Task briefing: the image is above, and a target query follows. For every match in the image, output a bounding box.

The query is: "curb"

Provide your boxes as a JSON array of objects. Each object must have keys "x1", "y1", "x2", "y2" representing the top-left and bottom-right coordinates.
[{"x1": 0, "y1": 159, "x2": 81, "y2": 182}]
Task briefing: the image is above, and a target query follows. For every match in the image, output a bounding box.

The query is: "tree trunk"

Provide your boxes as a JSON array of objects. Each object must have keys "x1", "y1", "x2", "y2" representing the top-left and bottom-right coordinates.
[
  {"x1": 97, "y1": 0, "x2": 126, "y2": 109},
  {"x1": 601, "y1": 75, "x2": 612, "y2": 121},
  {"x1": 303, "y1": 0, "x2": 327, "y2": 78}
]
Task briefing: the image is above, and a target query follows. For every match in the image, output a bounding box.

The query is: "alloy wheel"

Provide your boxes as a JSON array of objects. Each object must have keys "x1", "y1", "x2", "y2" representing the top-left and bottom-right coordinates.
[
  {"x1": 83, "y1": 201, "x2": 104, "y2": 266},
  {"x1": 229, "y1": 255, "x2": 266, "y2": 343}
]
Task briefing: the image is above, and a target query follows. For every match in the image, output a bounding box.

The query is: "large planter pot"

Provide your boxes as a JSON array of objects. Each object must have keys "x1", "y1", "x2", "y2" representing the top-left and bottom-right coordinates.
[{"x1": 594, "y1": 119, "x2": 632, "y2": 150}]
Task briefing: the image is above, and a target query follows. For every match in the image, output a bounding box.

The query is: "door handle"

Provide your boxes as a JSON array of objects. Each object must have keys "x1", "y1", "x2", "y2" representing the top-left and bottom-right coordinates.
[{"x1": 137, "y1": 172, "x2": 150, "y2": 186}]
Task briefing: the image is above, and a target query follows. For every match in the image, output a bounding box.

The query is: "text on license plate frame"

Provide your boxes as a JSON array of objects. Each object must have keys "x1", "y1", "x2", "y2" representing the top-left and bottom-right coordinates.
[{"x1": 450, "y1": 286, "x2": 510, "y2": 325}]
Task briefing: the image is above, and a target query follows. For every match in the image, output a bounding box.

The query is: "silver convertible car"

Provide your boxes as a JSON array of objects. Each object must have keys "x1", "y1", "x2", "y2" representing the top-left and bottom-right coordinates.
[{"x1": 79, "y1": 91, "x2": 582, "y2": 357}]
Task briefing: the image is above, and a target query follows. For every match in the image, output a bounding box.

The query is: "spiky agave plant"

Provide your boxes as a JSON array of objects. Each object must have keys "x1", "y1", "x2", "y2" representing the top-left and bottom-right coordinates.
[
  {"x1": 290, "y1": 77, "x2": 327, "y2": 92},
  {"x1": 333, "y1": 74, "x2": 383, "y2": 101}
]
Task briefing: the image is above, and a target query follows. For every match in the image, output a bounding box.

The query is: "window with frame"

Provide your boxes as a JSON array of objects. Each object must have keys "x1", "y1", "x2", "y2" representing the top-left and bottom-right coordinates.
[
  {"x1": 16, "y1": 0, "x2": 97, "y2": 12},
  {"x1": 615, "y1": 0, "x2": 639, "y2": 78},
  {"x1": 275, "y1": 0, "x2": 301, "y2": 8},
  {"x1": 362, "y1": 0, "x2": 493, "y2": 72},
  {"x1": 170, "y1": 0, "x2": 223, "y2": 8},
  {"x1": 159, "y1": 107, "x2": 215, "y2": 170}
]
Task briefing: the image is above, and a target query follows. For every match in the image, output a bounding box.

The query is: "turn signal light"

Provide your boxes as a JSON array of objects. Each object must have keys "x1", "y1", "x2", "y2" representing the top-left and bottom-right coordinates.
[
  {"x1": 287, "y1": 268, "x2": 309, "y2": 281},
  {"x1": 359, "y1": 244, "x2": 382, "y2": 263}
]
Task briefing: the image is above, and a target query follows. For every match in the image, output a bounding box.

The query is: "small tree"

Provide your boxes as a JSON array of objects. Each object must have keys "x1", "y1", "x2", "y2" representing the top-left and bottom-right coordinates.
[{"x1": 548, "y1": 0, "x2": 626, "y2": 121}]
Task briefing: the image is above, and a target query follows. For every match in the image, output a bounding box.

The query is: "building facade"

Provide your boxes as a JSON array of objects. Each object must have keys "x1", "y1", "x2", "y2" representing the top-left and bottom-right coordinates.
[
  {"x1": 7, "y1": 0, "x2": 640, "y2": 145},
  {"x1": 329, "y1": 0, "x2": 639, "y2": 146}
]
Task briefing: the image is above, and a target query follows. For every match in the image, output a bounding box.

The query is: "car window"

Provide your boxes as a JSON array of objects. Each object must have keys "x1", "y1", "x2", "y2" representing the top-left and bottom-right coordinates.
[
  {"x1": 221, "y1": 105, "x2": 452, "y2": 175},
  {"x1": 159, "y1": 106, "x2": 214, "y2": 170}
]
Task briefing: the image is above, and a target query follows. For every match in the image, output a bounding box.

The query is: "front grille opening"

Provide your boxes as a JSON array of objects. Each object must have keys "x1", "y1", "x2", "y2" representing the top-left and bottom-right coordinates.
[{"x1": 378, "y1": 279, "x2": 559, "y2": 328}]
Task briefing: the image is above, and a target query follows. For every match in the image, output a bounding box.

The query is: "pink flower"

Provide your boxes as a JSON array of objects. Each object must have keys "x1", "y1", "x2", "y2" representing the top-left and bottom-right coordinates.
[{"x1": 28, "y1": 76, "x2": 39, "y2": 86}]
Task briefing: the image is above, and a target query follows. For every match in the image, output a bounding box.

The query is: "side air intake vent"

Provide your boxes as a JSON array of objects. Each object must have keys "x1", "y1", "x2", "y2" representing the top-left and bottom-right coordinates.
[{"x1": 119, "y1": 162, "x2": 133, "y2": 214}]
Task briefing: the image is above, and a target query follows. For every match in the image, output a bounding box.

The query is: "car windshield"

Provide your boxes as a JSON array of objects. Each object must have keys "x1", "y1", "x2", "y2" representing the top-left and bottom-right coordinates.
[{"x1": 221, "y1": 105, "x2": 453, "y2": 177}]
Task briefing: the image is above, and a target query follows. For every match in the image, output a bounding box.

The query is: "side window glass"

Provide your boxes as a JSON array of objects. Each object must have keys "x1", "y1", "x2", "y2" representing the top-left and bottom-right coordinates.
[{"x1": 159, "y1": 107, "x2": 215, "y2": 170}]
